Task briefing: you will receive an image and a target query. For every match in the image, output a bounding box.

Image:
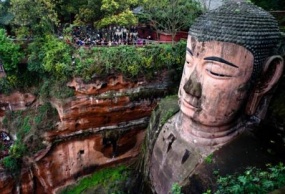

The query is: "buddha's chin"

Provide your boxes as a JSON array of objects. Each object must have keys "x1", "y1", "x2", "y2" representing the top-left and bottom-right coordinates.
[
  {"x1": 180, "y1": 99, "x2": 198, "y2": 118},
  {"x1": 180, "y1": 100, "x2": 228, "y2": 126}
]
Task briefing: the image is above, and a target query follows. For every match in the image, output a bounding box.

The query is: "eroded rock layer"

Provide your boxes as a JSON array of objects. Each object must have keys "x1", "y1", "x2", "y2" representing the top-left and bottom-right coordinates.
[{"x1": 0, "y1": 72, "x2": 174, "y2": 193}]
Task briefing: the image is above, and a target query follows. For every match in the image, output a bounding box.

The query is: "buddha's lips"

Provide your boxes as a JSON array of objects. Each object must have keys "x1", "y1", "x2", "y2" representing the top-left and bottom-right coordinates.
[{"x1": 182, "y1": 95, "x2": 200, "y2": 109}]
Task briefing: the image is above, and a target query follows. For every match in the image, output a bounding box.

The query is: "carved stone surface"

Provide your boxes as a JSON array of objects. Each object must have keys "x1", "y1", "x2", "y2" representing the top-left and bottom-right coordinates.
[{"x1": 149, "y1": 1, "x2": 284, "y2": 193}]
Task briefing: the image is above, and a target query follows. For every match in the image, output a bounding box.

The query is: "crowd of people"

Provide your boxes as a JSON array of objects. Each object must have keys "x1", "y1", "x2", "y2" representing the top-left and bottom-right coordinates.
[{"x1": 61, "y1": 25, "x2": 150, "y2": 47}]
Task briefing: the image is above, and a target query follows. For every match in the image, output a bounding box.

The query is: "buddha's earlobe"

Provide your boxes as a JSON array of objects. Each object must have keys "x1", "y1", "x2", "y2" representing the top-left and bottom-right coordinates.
[{"x1": 246, "y1": 55, "x2": 284, "y2": 116}]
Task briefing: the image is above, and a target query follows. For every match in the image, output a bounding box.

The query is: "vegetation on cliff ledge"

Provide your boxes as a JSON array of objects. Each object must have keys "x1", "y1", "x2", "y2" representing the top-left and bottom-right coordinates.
[
  {"x1": 0, "y1": 28, "x2": 185, "y2": 99},
  {"x1": 60, "y1": 165, "x2": 132, "y2": 194},
  {"x1": 1, "y1": 102, "x2": 59, "y2": 174}
]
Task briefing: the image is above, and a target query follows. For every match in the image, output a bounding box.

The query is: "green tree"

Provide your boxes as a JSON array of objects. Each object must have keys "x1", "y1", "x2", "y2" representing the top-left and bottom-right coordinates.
[
  {"x1": 9, "y1": 0, "x2": 58, "y2": 37},
  {"x1": 140, "y1": 0, "x2": 202, "y2": 43},
  {"x1": 73, "y1": 0, "x2": 103, "y2": 26},
  {"x1": 50, "y1": 0, "x2": 89, "y2": 24},
  {"x1": 96, "y1": 0, "x2": 138, "y2": 27},
  {"x1": 0, "y1": 0, "x2": 13, "y2": 27},
  {"x1": 0, "y1": 28, "x2": 22, "y2": 74},
  {"x1": 73, "y1": 0, "x2": 138, "y2": 28},
  {"x1": 28, "y1": 34, "x2": 73, "y2": 80}
]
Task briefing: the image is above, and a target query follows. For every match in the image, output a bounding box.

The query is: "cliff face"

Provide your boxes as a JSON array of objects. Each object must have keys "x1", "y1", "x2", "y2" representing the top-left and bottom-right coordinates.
[{"x1": 0, "y1": 72, "x2": 174, "y2": 194}]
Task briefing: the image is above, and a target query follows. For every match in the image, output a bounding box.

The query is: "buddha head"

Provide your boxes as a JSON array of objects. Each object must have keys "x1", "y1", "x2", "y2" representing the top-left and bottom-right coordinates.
[{"x1": 178, "y1": 1, "x2": 284, "y2": 131}]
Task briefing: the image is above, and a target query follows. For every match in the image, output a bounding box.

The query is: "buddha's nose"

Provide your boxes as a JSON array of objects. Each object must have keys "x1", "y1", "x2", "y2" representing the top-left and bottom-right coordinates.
[{"x1": 183, "y1": 72, "x2": 202, "y2": 98}]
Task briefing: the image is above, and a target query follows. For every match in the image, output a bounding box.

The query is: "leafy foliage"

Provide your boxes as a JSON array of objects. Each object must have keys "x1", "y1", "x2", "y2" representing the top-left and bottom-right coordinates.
[
  {"x1": 38, "y1": 78, "x2": 74, "y2": 100},
  {"x1": 3, "y1": 102, "x2": 59, "y2": 135},
  {"x1": 1, "y1": 123, "x2": 27, "y2": 175},
  {"x1": 60, "y1": 165, "x2": 130, "y2": 194},
  {"x1": 171, "y1": 183, "x2": 183, "y2": 194},
  {"x1": 0, "y1": 28, "x2": 26, "y2": 92},
  {"x1": 2, "y1": 156, "x2": 21, "y2": 174},
  {"x1": 3, "y1": 0, "x2": 139, "y2": 30},
  {"x1": 74, "y1": 41, "x2": 186, "y2": 81},
  {"x1": 97, "y1": 9, "x2": 137, "y2": 28},
  {"x1": 205, "y1": 154, "x2": 214, "y2": 164},
  {"x1": 215, "y1": 163, "x2": 285, "y2": 194},
  {"x1": 41, "y1": 35, "x2": 73, "y2": 78},
  {"x1": 0, "y1": 0, "x2": 13, "y2": 26},
  {"x1": 73, "y1": 0, "x2": 102, "y2": 25},
  {"x1": 96, "y1": 0, "x2": 138, "y2": 27},
  {"x1": 0, "y1": 28, "x2": 22, "y2": 74},
  {"x1": 1, "y1": 102, "x2": 59, "y2": 173},
  {"x1": 71, "y1": 0, "x2": 138, "y2": 27},
  {"x1": 2, "y1": 33, "x2": 185, "y2": 98},
  {"x1": 9, "y1": 0, "x2": 58, "y2": 37},
  {"x1": 140, "y1": 0, "x2": 202, "y2": 42},
  {"x1": 26, "y1": 34, "x2": 74, "y2": 99},
  {"x1": 28, "y1": 34, "x2": 73, "y2": 79}
]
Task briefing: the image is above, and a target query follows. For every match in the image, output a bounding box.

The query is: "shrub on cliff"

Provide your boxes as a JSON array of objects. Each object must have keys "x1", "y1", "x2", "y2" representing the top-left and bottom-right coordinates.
[
  {"x1": 0, "y1": 28, "x2": 23, "y2": 93},
  {"x1": 73, "y1": 41, "x2": 186, "y2": 82},
  {"x1": 2, "y1": 156, "x2": 21, "y2": 175},
  {"x1": 1, "y1": 138, "x2": 26, "y2": 175},
  {"x1": 60, "y1": 165, "x2": 131, "y2": 194},
  {"x1": 215, "y1": 163, "x2": 285, "y2": 194},
  {"x1": 1, "y1": 32, "x2": 185, "y2": 100},
  {"x1": 27, "y1": 35, "x2": 185, "y2": 83},
  {"x1": 1, "y1": 102, "x2": 59, "y2": 174},
  {"x1": 28, "y1": 34, "x2": 73, "y2": 79},
  {"x1": 0, "y1": 28, "x2": 23, "y2": 74},
  {"x1": 26, "y1": 35, "x2": 75, "y2": 99}
]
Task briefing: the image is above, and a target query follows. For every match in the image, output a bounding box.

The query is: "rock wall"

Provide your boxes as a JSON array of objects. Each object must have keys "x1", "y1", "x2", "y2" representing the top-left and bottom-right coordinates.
[{"x1": 0, "y1": 72, "x2": 174, "y2": 193}]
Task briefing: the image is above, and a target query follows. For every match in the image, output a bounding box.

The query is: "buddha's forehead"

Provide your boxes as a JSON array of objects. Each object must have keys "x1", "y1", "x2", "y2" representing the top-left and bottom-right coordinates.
[{"x1": 187, "y1": 35, "x2": 253, "y2": 61}]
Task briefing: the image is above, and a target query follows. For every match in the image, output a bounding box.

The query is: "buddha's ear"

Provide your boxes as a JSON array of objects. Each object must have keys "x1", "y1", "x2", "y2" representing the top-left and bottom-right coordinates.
[{"x1": 246, "y1": 55, "x2": 284, "y2": 116}]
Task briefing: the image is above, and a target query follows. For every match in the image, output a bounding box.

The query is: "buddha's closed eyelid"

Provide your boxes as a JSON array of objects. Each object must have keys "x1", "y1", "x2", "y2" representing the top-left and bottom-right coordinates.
[
  {"x1": 206, "y1": 69, "x2": 233, "y2": 78},
  {"x1": 205, "y1": 63, "x2": 235, "y2": 78}
]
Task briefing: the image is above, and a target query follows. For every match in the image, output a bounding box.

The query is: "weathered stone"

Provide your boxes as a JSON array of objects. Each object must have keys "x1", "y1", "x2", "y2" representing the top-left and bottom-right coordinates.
[
  {"x1": 0, "y1": 92, "x2": 36, "y2": 117},
  {"x1": 147, "y1": 1, "x2": 285, "y2": 193},
  {"x1": 0, "y1": 71, "x2": 175, "y2": 193}
]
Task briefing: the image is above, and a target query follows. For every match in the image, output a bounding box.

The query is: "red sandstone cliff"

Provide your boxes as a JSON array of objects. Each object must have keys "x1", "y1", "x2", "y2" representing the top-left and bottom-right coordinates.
[{"x1": 0, "y1": 72, "x2": 173, "y2": 193}]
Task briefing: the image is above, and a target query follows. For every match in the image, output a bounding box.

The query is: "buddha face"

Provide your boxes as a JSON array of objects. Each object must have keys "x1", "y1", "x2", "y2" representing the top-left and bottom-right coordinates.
[{"x1": 178, "y1": 36, "x2": 254, "y2": 127}]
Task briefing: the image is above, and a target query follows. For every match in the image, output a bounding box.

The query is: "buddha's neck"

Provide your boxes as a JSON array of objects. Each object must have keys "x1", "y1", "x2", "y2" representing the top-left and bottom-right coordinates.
[{"x1": 175, "y1": 112, "x2": 246, "y2": 146}]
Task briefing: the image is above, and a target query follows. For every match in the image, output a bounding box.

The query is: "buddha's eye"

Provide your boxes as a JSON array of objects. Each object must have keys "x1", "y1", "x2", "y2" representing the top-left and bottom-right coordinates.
[
  {"x1": 206, "y1": 69, "x2": 232, "y2": 78},
  {"x1": 206, "y1": 63, "x2": 234, "y2": 78}
]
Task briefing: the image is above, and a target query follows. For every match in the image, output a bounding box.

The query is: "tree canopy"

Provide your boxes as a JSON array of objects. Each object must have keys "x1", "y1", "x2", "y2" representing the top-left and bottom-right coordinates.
[
  {"x1": 140, "y1": 0, "x2": 202, "y2": 42},
  {"x1": 0, "y1": 28, "x2": 22, "y2": 74},
  {"x1": 0, "y1": 0, "x2": 140, "y2": 36},
  {"x1": 72, "y1": 0, "x2": 139, "y2": 27}
]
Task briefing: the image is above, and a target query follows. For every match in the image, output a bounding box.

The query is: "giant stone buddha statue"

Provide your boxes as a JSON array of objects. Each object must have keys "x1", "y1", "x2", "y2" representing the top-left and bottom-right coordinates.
[{"x1": 148, "y1": 1, "x2": 284, "y2": 193}]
